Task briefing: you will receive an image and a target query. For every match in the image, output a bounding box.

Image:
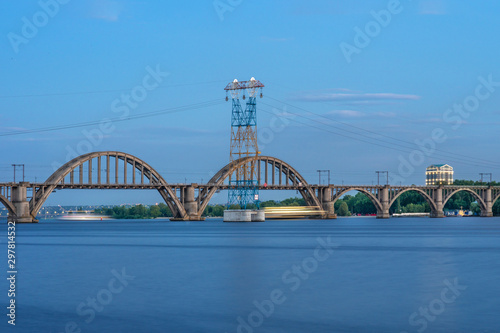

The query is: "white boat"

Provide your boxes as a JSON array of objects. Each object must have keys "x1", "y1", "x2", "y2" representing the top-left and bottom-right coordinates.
[{"x1": 56, "y1": 212, "x2": 110, "y2": 221}]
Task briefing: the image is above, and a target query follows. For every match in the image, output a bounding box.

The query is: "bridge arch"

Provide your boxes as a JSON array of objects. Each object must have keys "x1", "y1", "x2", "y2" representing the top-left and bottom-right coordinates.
[
  {"x1": 197, "y1": 156, "x2": 322, "y2": 215},
  {"x1": 29, "y1": 151, "x2": 187, "y2": 220},
  {"x1": 331, "y1": 187, "x2": 383, "y2": 213},
  {"x1": 442, "y1": 188, "x2": 487, "y2": 211},
  {"x1": 494, "y1": 193, "x2": 500, "y2": 206},
  {"x1": 389, "y1": 188, "x2": 438, "y2": 212},
  {"x1": 0, "y1": 194, "x2": 16, "y2": 218}
]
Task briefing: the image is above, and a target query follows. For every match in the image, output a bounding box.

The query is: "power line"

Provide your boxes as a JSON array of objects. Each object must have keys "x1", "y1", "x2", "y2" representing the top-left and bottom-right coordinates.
[
  {"x1": 258, "y1": 105, "x2": 499, "y2": 170},
  {"x1": 0, "y1": 99, "x2": 224, "y2": 137},
  {"x1": 265, "y1": 95, "x2": 500, "y2": 168},
  {"x1": 262, "y1": 96, "x2": 500, "y2": 168},
  {"x1": 0, "y1": 80, "x2": 228, "y2": 99}
]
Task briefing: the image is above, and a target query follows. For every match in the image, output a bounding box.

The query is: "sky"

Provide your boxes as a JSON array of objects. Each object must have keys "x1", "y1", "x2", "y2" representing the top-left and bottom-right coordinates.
[{"x1": 1, "y1": 0, "x2": 500, "y2": 206}]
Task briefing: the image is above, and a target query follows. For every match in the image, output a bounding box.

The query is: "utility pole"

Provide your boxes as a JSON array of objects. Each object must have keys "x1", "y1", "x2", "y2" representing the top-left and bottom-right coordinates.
[
  {"x1": 375, "y1": 171, "x2": 389, "y2": 185},
  {"x1": 12, "y1": 164, "x2": 25, "y2": 183},
  {"x1": 480, "y1": 173, "x2": 492, "y2": 184},
  {"x1": 317, "y1": 170, "x2": 330, "y2": 185}
]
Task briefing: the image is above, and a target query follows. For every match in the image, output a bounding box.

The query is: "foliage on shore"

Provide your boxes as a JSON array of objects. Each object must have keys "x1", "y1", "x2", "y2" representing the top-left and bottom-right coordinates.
[{"x1": 94, "y1": 181, "x2": 500, "y2": 218}]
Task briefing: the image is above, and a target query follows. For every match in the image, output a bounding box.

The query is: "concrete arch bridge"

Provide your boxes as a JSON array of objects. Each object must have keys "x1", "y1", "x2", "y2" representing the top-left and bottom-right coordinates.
[{"x1": 1, "y1": 151, "x2": 499, "y2": 222}]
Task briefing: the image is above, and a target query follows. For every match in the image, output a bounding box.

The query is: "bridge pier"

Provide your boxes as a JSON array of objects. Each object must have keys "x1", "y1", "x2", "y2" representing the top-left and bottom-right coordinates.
[
  {"x1": 376, "y1": 186, "x2": 390, "y2": 219},
  {"x1": 10, "y1": 183, "x2": 37, "y2": 223},
  {"x1": 481, "y1": 188, "x2": 493, "y2": 217},
  {"x1": 173, "y1": 184, "x2": 205, "y2": 221},
  {"x1": 321, "y1": 187, "x2": 337, "y2": 219},
  {"x1": 430, "y1": 187, "x2": 445, "y2": 218}
]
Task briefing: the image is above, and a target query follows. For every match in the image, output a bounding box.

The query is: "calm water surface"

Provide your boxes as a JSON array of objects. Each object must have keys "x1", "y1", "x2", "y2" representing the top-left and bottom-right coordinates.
[{"x1": 1, "y1": 217, "x2": 500, "y2": 333}]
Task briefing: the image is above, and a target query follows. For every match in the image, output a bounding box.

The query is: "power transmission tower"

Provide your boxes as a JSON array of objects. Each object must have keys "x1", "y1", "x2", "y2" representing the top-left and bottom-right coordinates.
[{"x1": 224, "y1": 78, "x2": 264, "y2": 209}]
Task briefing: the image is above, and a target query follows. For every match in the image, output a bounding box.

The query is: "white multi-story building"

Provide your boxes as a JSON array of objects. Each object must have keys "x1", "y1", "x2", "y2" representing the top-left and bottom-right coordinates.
[{"x1": 426, "y1": 164, "x2": 454, "y2": 185}]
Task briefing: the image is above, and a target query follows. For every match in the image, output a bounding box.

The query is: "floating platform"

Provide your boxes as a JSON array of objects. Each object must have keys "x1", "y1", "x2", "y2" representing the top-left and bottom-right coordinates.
[{"x1": 223, "y1": 210, "x2": 265, "y2": 222}]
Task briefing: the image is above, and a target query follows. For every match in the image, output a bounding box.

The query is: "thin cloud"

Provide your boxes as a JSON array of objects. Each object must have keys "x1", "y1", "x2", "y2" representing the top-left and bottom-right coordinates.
[
  {"x1": 419, "y1": 0, "x2": 448, "y2": 15},
  {"x1": 325, "y1": 110, "x2": 397, "y2": 118},
  {"x1": 373, "y1": 112, "x2": 397, "y2": 118},
  {"x1": 0, "y1": 126, "x2": 27, "y2": 132},
  {"x1": 293, "y1": 92, "x2": 421, "y2": 103},
  {"x1": 413, "y1": 117, "x2": 443, "y2": 124},
  {"x1": 327, "y1": 110, "x2": 365, "y2": 118},
  {"x1": 90, "y1": 0, "x2": 123, "y2": 22}
]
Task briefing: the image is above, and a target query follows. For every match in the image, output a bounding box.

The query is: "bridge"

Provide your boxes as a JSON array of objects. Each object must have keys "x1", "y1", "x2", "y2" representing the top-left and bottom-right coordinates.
[{"x1": 1, "y1": 151, "x2": 499, "y2": 222}]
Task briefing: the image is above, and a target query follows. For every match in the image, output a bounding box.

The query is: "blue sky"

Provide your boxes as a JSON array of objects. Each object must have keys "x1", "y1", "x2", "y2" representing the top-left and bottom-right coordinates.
[{"x1": 1, "y1": 0, "x2": 499, "y2": 205}]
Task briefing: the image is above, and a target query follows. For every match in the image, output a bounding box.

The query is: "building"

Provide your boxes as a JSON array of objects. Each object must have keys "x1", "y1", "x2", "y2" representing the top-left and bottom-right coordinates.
[{"x1": 426, "y1": 164, "x2": 454, "y2": 185}]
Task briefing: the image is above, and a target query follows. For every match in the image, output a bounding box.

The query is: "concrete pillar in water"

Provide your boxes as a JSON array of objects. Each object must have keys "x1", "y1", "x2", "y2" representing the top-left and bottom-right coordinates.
[
  {"x1": 11, "y1": 182, "x2": 36, "y2": 223},
  {"x1": 481, "y1": 188, "x2": 493, "y2": 217},
  {"x1": 431, "y1": 186, "x2": 445, "y2": 218},
  {"x1": 376, "y1": 186, "x2": 390, "y2": 219},
  {"x1": 321, "y1": 187, "x2": 337, "y2": 219},
  {"x1": 182, "y1": 184, "x2": 206, "y2": 221}
]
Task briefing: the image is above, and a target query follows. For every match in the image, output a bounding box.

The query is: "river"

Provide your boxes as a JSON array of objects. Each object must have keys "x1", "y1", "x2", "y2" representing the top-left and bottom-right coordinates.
[{"x1": 1, "y1": 217, "x2": 500, "y2": 332}]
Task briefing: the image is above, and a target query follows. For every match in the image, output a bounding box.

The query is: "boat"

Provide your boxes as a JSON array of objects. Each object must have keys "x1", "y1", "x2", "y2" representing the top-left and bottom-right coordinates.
[{"x1": 56, "y1": 210, "x2": 111, "y2": 221}]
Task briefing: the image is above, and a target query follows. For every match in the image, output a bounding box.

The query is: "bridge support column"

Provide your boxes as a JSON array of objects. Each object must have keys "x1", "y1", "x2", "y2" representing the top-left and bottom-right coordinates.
[
  {"x1": 481, "y1": 188, "x2": 493, "y2": 217},
  {"x1": 376, "y1": 186, "x2": 390, "y2": 219},
  {"x1": 181, "y1": 184, "x2": 205, "y2": 221},
  {"x1": 11, "y1": 183, "x2": 36, "y2": 223},
  {"x1": 431, "y1": 186, "x2": 445, "y2": 218},
  {"x1": 321, "y1": 187, "x2": 336, "y2": 219}
]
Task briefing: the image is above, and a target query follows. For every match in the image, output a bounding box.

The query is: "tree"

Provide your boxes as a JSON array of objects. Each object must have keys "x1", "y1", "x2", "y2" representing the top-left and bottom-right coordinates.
[
  {"x1": 395, "y1": 197, "x2": 402, "y2": 213},
  {"x1": 158, "y1": 203, "x2": 172, "y2": 217},
  {"x1": 493, "y1": 200, "x2": 500, "y2": 216},
  {"x1": 150, "y1": 205, "x2": 161, "y2": 218},
  {"x1": 337, "y1": 201, "x2": 350, "y2": 216},
  {"x1": 470, "y1": 202, "x2": 481, "y2": 215},
  {"x1": 352, "y1": 193, "x2": 376, "y2": 215}
]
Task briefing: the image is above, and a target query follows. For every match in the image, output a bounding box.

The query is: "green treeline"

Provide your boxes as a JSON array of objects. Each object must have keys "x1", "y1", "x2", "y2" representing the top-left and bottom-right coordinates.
[
  {"x1": 94, "y1": 204, "x2": 173, "y2": 219},
  {"x1": 94, "y1": 197, "x2": 307, "y2": 219},
  {"x1": 94, "y1": 180, "x2": 500, "y2": 219},
  {"x1": 334, "y1": 191, "x2": 433, "y2": 216},
  {"x1": 449, "y1": 180, "x2": 500, "y2": 215},
  {"x1": 205, "y1": 197, "x2": 307, "y2": 217},
  {"x1": 334, "y1": 179, "x2": 500, "y2": 216}
]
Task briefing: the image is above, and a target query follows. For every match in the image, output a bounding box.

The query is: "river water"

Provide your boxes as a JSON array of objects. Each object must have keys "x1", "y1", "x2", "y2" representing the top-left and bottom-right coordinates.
[{"x1": 1, "y1": 217, "x2": 500, "y2": 333}]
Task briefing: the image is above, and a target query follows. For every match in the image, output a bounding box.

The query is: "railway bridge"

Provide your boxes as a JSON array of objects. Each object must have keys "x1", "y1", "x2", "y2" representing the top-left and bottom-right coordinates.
[{"x1": 1, "y1": 151, "x2": 499, "y2": 222}]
